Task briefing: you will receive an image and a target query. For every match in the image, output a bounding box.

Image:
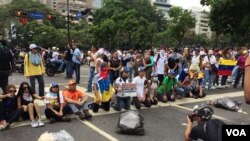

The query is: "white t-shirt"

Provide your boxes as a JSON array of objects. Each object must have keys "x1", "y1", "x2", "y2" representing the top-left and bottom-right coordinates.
[
  {"x1": 132, "y1": 76, "x2": 146, "y2": 98},
  {"x1": 154, "y1": 54, "x2": 168, "y2": 75},
  {"x1": 89, "y1": 52, "x2": 97, "y2": 67},
  {"x1": 191, "y1": 55, "x2": 200, "y2": 65},
  {"x1": 95, "y1": 58, "x2": 103, "y2": 73},
  {"x1": 51, "y1": 51, "x2": 59, "y2": 61},
  {"x1": 44, "y1": 92, "x2": 64, "y2": 107},
  {"x1": 203, "y1": 55, "x2": 217, "y2": 70},
  {"x1": 115, "y1": 77, "x2": 130, "y2": 97}
]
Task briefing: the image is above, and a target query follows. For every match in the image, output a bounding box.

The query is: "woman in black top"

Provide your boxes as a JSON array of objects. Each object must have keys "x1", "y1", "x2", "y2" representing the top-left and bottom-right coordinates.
[{"x1": 108, "y1": 51, "x2": 122, "y2": 84}]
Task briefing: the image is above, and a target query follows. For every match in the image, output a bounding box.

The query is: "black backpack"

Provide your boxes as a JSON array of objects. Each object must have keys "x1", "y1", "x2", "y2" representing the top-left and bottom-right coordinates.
[{"x1": 117, "y1": 110, "x2": 145, "y2": 135}]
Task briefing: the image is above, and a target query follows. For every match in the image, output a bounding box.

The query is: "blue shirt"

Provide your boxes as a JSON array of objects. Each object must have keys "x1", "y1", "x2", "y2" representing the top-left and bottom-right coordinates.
[{"x1": 72, "y1": 48, "x2": 81, "y2": 64}]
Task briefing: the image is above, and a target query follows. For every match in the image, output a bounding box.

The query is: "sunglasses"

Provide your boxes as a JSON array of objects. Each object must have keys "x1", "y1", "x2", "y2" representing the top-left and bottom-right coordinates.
[
  {"x1": 23, "y1": 86, "x2": 29, "y2": 89},
  {"x1": 9, "y1": 90, "x2": 17, "y2": 93}
]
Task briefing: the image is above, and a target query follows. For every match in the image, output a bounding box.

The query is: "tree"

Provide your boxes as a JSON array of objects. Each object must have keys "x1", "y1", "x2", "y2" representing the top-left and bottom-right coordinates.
[
  {"x1": 93, "y1": 0, "x2": 166, "y2": 49},
  {"x1": 201, "y1": 0, "x2": 250, "y2": 46},
  {"x1": 167, "y1": 6, "x2": 196, "y2": 48}
]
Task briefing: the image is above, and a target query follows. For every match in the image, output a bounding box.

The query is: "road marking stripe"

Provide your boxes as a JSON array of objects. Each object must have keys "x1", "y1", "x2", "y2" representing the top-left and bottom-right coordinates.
[{"x1": 78, "y1": 119, "x2": 119, "y2": 141}]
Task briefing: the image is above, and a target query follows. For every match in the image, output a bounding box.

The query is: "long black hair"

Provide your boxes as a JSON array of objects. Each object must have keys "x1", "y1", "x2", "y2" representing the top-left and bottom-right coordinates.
[{"x1": 17, "y1": 82, "x2": 34, "y2": 97}]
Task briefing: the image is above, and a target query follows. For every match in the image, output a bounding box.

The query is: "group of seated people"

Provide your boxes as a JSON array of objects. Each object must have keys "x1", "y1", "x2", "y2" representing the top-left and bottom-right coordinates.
[
  {"x1": 0, "y1": 80, "x2": 92, "y2": 131},
  {"x1": 0, "y1": 62, "x2": 205, "y2": 131}
]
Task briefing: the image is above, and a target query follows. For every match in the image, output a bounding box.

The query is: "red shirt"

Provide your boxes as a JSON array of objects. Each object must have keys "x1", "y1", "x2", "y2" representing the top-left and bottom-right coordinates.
[{"x1": 237, "y1": 55, "x2": 247, "y2": 69}]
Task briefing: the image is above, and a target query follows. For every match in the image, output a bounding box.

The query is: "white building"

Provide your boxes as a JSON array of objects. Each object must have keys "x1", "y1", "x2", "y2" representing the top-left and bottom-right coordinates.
[
  {"x1": 192, "y1": 10, "x2": 212, "y2": 38},
  {"x1": 92, "y1": 0, "x2": 104, "y2": 9},
  {"x1": 150, "y1": 0, "x2": 172, "y2": 17},
  {"x1": 0, "y1": 0, "x2": 12, "y2": 5}
]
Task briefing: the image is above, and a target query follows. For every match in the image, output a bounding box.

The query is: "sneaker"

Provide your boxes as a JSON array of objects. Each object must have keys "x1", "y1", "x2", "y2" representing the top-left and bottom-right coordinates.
[
  {"x1": 83, "y1": 110, "x2": 92, "y2": 120},
  {"x1": 75, "y1": 111, "x2": 85, "y2": 120},
  {"x1": 31, "y1": 120, "x2": 38, "y2": 128},
  {"x1": 38, "y1": 119, "x2": 45, "y2": 127}
]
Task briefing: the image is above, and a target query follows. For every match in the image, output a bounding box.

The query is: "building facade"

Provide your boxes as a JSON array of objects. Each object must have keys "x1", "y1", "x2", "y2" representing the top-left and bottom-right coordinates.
[
  {"x1": 0, "y1": 0, "x2": 12, "y2": 5},
  {"x1": 192, "y1": 10, "x2": 212, "y2": 38},
  {"x1": 150, "y1": 0, "x2": 171, "y2": 17}
]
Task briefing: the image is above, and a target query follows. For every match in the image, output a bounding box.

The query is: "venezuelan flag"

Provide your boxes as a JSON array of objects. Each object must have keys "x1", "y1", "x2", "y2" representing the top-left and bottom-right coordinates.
[
  {"x1": 217, "y1": 60, "x2": 237, "y2": 76},
  {"x1": 95, "y1": 77, "x2": 114, "y2": 103}
]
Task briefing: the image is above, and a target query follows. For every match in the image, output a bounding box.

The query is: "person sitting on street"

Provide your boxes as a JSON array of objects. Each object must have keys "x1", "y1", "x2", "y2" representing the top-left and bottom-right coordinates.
[
  {"x1": 50, "y1": 47, "x2": 64, "y2": 72},
  {"x1": 92, "y1": 62, "x2": 114, "y2": 113},
  {"x1": 156, "y1": 69, "x2": 178, "y2": 103},
  {"x1": 0, "y1": 84, "x2": 25, "y2": 130},
  {"x1": 113, "y1": 67, "x2": 131, "y2": 111},
  {"x1": 63, "y1": 80, "x2": 92, "y2": 120},
  {"x1": 190, "y1": 72, "x2": 206, "y2": 98},
  {"x1": 132, "y1": 67, "x2": 151, "y2": 109},
  {"x1": 17, "y1": 82, "x2": 45, "y2": 128},
  {"x1": 44, "y1": 82, "x2": 71, "y2": 123}
]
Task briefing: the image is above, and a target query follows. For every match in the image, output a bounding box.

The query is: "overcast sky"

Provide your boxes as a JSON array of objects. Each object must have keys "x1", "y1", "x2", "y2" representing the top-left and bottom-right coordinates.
[{"x1": 170, "y1": 0, "x2": 209, "y2": 10}]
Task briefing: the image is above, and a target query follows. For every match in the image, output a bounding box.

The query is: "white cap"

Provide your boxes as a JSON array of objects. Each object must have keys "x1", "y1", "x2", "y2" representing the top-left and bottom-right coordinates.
[{"x1": 29, "y1": 44, "x2": 38, "y2": 49}]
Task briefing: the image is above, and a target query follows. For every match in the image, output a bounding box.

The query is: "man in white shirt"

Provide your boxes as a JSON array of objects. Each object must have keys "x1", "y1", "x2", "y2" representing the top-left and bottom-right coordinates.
[
  {"x1": 153, "y1": 48, "x2": 168, "y2": 85},
  {"x1": 51, "y1": 47, "x2": 64, "y2": 72},
  {"x1": 132, "y1": 67, "x2": 151, "y2": 109},
  {"x1": 202, "y1": 50, "x2": 217, "y2": 90},
  {"x1": 86, "y1": 46, "x2": 97, "y2": 92}
]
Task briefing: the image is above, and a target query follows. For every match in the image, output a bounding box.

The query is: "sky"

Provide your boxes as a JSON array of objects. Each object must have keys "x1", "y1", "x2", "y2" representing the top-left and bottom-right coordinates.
[{"x1": 170, "y1": 0, "x2": 209, "y2": 10}]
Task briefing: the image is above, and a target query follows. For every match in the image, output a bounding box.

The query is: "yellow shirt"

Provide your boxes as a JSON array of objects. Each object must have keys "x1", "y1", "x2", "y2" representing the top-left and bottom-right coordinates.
[{"x1": 24, "y1": 53, "x2": 45, "y2": 76}]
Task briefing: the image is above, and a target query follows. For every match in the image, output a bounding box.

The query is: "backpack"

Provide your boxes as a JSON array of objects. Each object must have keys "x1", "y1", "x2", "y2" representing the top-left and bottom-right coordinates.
[
  {"x1": 205, "y1": 119, "x2": 226, "y2": 141},
  {"x1": 117, "y1": 110, "x2": 145, "y2": 135}
]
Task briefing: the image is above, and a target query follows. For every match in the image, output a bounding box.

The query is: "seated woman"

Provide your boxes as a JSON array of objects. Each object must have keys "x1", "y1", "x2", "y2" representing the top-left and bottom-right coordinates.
[
  {"x1": 190, "y1": 72, "x2": 206, "y2": 98},
  {"x1": 17, "y1": 82, "x2": 44, "y2": 128},
  {"x1": 44, "y1": 82, "x2": 71, "y2": 123},
  {"x1": 0, "y1": 84, "x2": 25, "y2": 130}
]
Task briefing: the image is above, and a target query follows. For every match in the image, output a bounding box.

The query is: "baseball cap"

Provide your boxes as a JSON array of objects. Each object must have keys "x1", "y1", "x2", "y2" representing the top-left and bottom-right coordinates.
[
  {"x1": 121, "y1": 67, "x2": 129, "y2": 73},
  {"x1": 138, "y1": 67, "x2": 145, "y2": 72},
  {"x1": 242, "y1": 50, "x2": 248, "y2": 55},
  {"x1": 68, "y1": 80, "x2": 76, "y2": 85},
  {"x1": 169, "y1": 69, "x2": 176, "y2": 75},
  {"x1": 29, "y1": 44, "x2": 38, "y2": 49},
  {"x1": 193, "y1": 72, "x2": 199, "y2": 77},
  {"x1": 195, "y1": 48, "x2": 200, "y2": 52},
  {"x1": 50, "y1": 82, "x2": 59, "y2": 88}
]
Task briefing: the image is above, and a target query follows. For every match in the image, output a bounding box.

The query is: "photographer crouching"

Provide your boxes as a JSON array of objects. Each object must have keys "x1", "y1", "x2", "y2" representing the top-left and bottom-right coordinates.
[{"x1": 185, "y1": 105, "x2": 225, "y2": 141}]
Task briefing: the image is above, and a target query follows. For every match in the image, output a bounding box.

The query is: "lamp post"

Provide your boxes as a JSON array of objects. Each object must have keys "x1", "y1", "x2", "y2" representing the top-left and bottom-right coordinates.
[{"x1": 67, "y1": 0, "x2": 70, "y2": 44}]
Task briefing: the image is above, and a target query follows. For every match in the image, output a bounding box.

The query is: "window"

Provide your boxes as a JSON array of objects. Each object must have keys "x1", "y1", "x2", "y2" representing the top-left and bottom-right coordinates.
[
  {"x1": 202, "y1": 28, "x2": 208, "y2": 32},
  {"x1": 156, "y1": 0, "x2": 168, "y2": 3}
]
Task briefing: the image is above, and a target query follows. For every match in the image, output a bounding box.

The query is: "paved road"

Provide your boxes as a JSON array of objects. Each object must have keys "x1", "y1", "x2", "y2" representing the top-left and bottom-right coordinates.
[{"x1": 0, "y1": 65, "x2": 249, "y2": 141}]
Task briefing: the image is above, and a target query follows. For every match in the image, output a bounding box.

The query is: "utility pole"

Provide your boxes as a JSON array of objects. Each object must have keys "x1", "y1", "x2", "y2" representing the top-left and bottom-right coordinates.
[{"x1": 67, "y1": 0, "x2": 70, "y2": 44}]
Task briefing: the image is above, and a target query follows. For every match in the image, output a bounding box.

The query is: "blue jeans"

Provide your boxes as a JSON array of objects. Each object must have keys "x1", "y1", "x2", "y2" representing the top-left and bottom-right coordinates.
[
  {"x1": 30, "y1": 75, "x2": 45, "y2": 96},
  {"x1": 53, "y1": 59, "x2": 64, "y2": 71},
  {"x1": 202, "y1": 70, "x2": 213, "y2": 89},
  {"x1": 114, "y1": 96, "x2": 131, "y2": 111},
  {"x1": 87, "y1": 67, "x2": 95, "y2": 92},
  {"x1": 66, "y1": 103, "x2": 88, "y2": 114},
  {"x1": 65, "y1": 60, "x2": 73, "y2": 78},
  {"x1": 73, "y1": 63, "x2": 81, "y2": 83},
  {"x1": 127, "y1": 67, "x2": 133, "y2": 82},
  {"x1": 176, "y1": 86, "x2": 192, "y2": 96}
]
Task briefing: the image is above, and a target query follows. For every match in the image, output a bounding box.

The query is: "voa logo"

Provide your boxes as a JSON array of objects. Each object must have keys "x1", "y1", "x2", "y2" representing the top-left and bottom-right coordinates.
[{"x1": 226, "y1": 129, "x2": 246, "y2": 136}]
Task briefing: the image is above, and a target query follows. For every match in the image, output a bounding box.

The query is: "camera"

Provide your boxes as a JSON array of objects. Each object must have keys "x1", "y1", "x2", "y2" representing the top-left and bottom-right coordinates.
[{"x1": 188, "y1": 113, "x2": 197, "y2": 122}]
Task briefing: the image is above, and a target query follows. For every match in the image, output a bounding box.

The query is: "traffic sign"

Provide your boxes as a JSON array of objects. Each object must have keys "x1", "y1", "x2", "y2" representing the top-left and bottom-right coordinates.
[{"x1": 29, "y1": 11, "x2": 45, "y2": 19}]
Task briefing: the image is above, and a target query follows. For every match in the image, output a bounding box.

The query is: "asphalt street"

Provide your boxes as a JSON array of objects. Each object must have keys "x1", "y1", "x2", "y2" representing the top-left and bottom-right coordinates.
[{"x1": 0, "y1": 65, "x2": 249, "y2": 141}]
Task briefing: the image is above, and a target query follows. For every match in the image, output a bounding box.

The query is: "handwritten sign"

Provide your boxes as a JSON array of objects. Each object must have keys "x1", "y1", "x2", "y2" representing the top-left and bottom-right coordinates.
[{"x1": 121, "y1": 83, "x2": 137, "y2": 97}]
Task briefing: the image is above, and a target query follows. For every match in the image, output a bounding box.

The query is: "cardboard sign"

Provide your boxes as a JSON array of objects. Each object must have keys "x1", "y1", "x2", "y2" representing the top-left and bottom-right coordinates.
[{"x1": 121, "y1": 83, "x2": 137, "y2": 97}]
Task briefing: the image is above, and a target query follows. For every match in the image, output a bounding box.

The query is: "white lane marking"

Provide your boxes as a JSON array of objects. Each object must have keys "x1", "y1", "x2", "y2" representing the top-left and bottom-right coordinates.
[{"x1": 78, "y1": 119, "x2": 119, "y2": 141}]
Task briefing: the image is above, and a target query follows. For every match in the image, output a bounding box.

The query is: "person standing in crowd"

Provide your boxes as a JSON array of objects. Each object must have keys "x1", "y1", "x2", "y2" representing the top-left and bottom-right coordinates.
[
  {"x1": 44, "y1": 82, "x2": 71, "y2": 123},
  {"x1": 86, "y1": 46, "x2": 97, "y2": 92},
  {"x1": 0, "y1": 39, "x2": 14, "y2": 94},
  {"x1": 0, "y1": 84, "x2": 25, "y2": 130},
  {"x1": 220, "y1": 48, "x2": 233, "y2": 88},
  {"x1": 64, "y1": 44, "x2": 73, "y2": 79},
  {"x1": 51, "y1": 47, "x2": 64, "y2": 72},
  {"x1": 244, "y1": 56, "x2": 250, "y2": 104},
  {"x1": 144, "y1": 50, "x2": 154, "y2": 79},
  {"x1": 113, "y1": 67, "x2": 131, "y2": 111},
  {"x1": 153, "y1": 48, "x2": 168, "y2": 85},
  {"x1": 132, "y1": 51, "x2": 146, "y2": 77},
  {"x1": 24, "y1": 44, "x2": 45, "y2": 97},
  {"x1": 190, "y1": 48, "x2": 202, "y2": 72},
  {"x1": 92, "y1": 62, "x2": 114, "y2": 113},
  {"x1": 202, "y1": 50, "x2": 217, "y2": 90},
  {"x1": 122, "y1": 50, "x2": 133, "y2": 82},
  {"x1": 234, "y1": 50, "x2": 248, "y2": 88},
  {"x1": 63, "y1": 80, "x2": 92, "y2": 120},
  {"x1": 17, "y1": 82, "x2": 44, "y2": 128},
  {"x1": 108, "y1": 51, "x2": 122, "y2": 84},
  {"x1": 72, "y1": 42, "x2": 82, "y2": 84}
]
